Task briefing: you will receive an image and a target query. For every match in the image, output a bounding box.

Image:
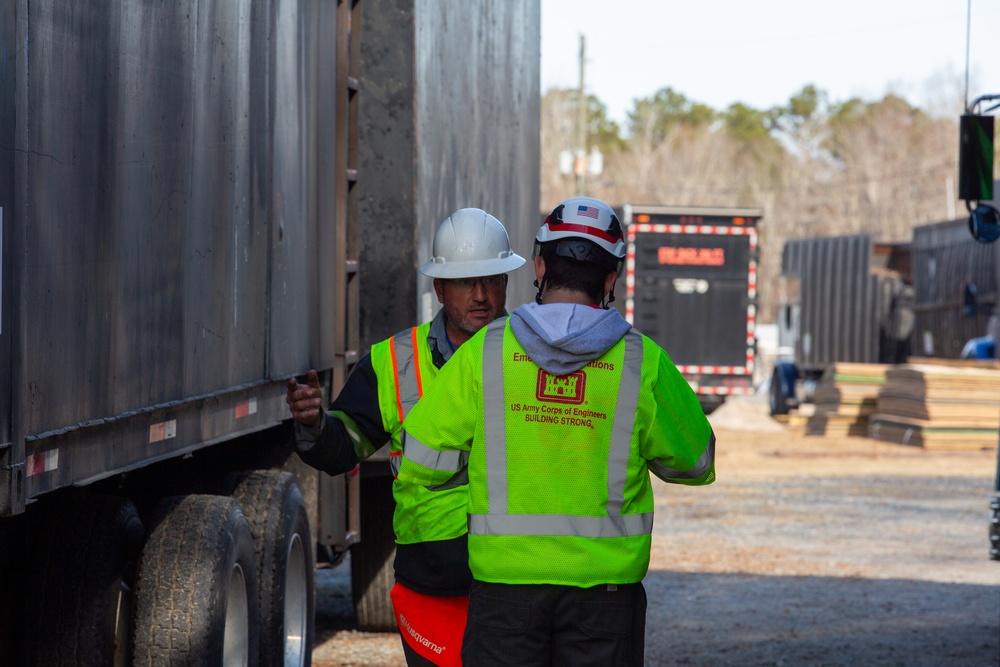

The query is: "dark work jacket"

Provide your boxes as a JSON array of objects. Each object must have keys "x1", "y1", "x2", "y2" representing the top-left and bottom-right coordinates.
[{"x1": 294, "y1": 309, "x2": 472, "y2": 596}]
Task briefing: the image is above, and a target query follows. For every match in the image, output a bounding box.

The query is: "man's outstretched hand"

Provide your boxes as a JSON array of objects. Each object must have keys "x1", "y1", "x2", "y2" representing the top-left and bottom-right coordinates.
[{"x1": 286, "y1": 369, "x2": 323, "y2": 428}]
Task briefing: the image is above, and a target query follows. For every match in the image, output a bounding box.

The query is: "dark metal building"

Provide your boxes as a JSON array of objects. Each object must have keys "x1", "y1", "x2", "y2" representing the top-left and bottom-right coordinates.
[
  {"x1": 778, "y1": 234, "x2": 912, "y2": 373},
  {"x1": 910, "y1": 218, "x2": 997, "y2": 358}
]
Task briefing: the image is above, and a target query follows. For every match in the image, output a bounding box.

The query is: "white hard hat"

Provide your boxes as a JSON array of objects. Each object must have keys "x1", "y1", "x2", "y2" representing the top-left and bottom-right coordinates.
[
  {"x1": 420, "y1": 208, "x2": 526, "y2": 278},
  {"x1": 534, "y1": 197, "x2": 625, "y2": 276},
  {"x1": 535, "y1": 197, "x2": 626, "y2": 259}
]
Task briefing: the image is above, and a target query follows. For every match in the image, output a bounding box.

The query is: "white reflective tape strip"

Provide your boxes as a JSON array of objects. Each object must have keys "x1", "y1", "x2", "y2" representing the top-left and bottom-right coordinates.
[
  {"x1": 149, "y1": 419, "x2": 177, "y2": 443},
  {"x1": 468, "y1": 511, "x2": 653, "y2": 538},
  {"x1": 482, "y1": 320, "x2": 509, "y2": 514}
]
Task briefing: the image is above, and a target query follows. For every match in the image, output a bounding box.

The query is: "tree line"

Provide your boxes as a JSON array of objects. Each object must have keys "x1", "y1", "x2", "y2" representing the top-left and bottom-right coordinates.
[{"x1": 541, "y1": 84, "x2": 971, "y2": 321}]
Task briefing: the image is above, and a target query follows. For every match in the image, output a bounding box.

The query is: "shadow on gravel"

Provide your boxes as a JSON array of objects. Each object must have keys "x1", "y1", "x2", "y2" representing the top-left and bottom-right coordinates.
[
  {"x1": 311, "y1": 559, "x2": 999, "y2": 666},
  {"x1": 643, "y1": 570, "x2": 1000, "y2": 667}
]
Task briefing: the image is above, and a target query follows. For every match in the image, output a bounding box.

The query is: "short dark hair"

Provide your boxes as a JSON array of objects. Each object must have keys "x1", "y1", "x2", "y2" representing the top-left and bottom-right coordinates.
[{"x1": 539, "y1": 240, "x2": 617, "y2": 303}]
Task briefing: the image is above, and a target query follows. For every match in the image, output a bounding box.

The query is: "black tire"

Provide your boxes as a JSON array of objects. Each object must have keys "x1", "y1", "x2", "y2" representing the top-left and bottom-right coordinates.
[
  {"x1": 132, "y1": 495, "x2": 259, "y2": 667},
  {"x1": 350, "y1": 473, "x2": 397, "y2": 632},
  {"x1": 24, "y1": 494, "x2": 144, "y2": 667},
  {"x1": 230, "y1": 471, "x2": 315, "y2": 667}
]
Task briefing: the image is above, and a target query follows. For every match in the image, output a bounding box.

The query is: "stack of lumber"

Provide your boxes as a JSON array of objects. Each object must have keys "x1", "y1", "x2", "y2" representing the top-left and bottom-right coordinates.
[
  {"x1": 805, "y1": 363, "x2": 891, "y2": 437},
  {"x1": 867, "y1": 361, "x2": 1000, "y2": 450}
]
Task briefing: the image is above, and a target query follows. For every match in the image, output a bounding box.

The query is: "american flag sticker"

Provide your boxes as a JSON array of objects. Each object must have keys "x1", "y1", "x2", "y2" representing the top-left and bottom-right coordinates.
[{"x1": 577, "y1": 205, "x2": 599, "y2": 219}]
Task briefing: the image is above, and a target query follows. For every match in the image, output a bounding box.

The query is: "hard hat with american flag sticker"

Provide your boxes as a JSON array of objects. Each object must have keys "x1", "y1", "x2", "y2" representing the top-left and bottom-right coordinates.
[{"x1": 535, "y1": 196, "x2": 626, "y2": 259}]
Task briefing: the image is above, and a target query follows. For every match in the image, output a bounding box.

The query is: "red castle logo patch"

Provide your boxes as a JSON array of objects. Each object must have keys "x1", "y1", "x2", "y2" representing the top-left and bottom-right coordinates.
[{"x1": 535, "y1": 369, "x2": 586, "y2": 404}]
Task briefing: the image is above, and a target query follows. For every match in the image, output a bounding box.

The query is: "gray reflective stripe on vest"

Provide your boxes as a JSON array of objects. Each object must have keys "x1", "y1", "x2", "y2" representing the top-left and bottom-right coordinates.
[
  {"x1": 648, "y1": 430, "x2": 716, "y2": 481},
  {"x1": 468, "y1": 511, "x2": 653, "y2": 538},
  {"x1": 474, "y1": 324, "x2": 647, "y2": 538},
  {"x1": 393, "y1": 328, "x2": 421, "y2": 417},
  {"x1": 482, "y1": 319, "x2": 509, "y2": 514},
  {"x1": 402, "y1": 431, "x2": 468, "y2": 474},
  {"x1": 606, "y1": 328, "x2": 644, "y2": 516},
  {"x1": 389, "y1": 328, "x2": 420, "y2": 478}
]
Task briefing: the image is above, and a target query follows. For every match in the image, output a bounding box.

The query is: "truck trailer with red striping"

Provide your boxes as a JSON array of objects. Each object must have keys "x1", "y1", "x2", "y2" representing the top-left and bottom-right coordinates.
[{"x1": 612, "y1": 205, "x2": 763, "y2": 413}]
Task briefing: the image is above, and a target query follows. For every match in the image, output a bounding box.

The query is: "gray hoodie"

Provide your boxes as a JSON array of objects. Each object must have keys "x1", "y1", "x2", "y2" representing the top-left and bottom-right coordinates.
[{"x1": 508, "y1": 302, "x2": 633, "y2": 375}]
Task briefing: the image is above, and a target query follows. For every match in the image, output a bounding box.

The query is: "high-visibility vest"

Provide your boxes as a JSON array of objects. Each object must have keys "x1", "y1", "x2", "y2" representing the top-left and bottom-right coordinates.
[
  {"x1": 401, "y1": 317, "x2": 715, "y2": 586},
  {"x1": 368, "y1": 322, "x2": 469, "y2": 545}
]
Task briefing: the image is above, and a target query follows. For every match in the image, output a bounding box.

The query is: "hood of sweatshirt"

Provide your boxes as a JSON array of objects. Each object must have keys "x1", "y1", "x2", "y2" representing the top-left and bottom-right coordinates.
[{"x1": 508, "y1": 302, "x2": 632, "y2": 376}]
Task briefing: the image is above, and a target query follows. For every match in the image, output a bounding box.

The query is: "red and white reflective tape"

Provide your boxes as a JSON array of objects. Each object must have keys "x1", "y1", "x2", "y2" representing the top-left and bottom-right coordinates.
[
  {"x1": 26, "y1": 449, "x2": 59, "y2": 477},
  {"x1": 678, "y1": 365, "x2": 751, "y2": 375},
  {"x1": 623, "y1": 225, "x2": 758, "y2": 368},
  {"x1": 697, "y1": 386, "x2": 755, "y2": 396},
  {"x1": 235, "y1": 397, "x2": 258, "y2": 419},
  {"x1": 629, "y1": 224, "x2": 757, "y2": 237}
]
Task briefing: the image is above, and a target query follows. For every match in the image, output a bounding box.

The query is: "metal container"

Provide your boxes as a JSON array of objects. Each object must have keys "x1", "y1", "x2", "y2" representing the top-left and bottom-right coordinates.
[
  {"x1": 615, "y1": 205, "x2": 762, "y2": 402},
  {"x1": 0, "y1": 0, "x2": 542, "y2": 652},
  {"x1": 359, "y1": 0, "x2": 541, "y2": 337},
  {"x1": 910, "y1": 218, "x2": 997, "y2": 358},
  {"x1": 0, "y1": 0, "x2": 541, "y2": 512},
  {"x1": 779, "y1": 234, "x2": 912, "y2": 373},
  {"x1": 2, "y1": 1, "x2": 344, "y2": 513}
]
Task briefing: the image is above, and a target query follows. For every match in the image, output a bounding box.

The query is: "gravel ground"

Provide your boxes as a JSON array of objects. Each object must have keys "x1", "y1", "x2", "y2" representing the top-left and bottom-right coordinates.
[{"x1": 311, "y1": 396, "x2": 1000, "y2": 666}]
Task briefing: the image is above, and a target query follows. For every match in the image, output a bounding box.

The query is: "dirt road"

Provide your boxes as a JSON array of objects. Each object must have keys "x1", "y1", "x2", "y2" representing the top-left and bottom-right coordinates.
[{"x1": 311, "y1": 396, "x2": 1000, "y2": 666}]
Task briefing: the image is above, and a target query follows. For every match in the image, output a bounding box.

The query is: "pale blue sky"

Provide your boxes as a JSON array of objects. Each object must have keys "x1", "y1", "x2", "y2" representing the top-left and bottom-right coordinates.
[{"x1": 542, "y1": 0, "x2": 999, "y2": 127}]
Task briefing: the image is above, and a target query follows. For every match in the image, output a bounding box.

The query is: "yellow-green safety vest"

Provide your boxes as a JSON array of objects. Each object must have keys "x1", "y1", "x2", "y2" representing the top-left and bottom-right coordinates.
[
  {"x1": 368, "y1": 322, "x2": 469, "y2": 545},
  {"x1": 400, "y1": 317, "x2": 715, "y2": 586}
]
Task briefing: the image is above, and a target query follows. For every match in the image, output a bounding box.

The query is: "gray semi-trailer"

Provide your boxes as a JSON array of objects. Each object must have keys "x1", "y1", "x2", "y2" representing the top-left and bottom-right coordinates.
[
  {"x1": 768, "y1": 234, "x2": 913, "y2": 416},
  {"x1": 0, "y1": 1, "x2": 540, "y2": 664}
]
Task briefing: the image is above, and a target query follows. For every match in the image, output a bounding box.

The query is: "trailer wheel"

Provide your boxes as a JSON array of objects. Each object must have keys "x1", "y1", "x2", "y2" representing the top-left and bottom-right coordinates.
[
  {"x1": 25, "y1": 494, "x2": 144, "y2": 667},
  {"x1": 132, "y1": 495, "x2": 259, "y2": 666},
  {"x1": 230, "y1": 471, "x2": 315, "y2": 666},
  {"x1": 769, "y1": 361, "x2": 798, "y2": 416},
  {"x1": 350, "y1": 473, "x2": 397, "y2": 631}
]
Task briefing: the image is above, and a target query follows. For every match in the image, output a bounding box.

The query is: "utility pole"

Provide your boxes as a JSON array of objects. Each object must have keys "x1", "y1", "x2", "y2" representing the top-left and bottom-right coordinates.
[{"x1": 575, "y1": 34, "x2": 587, "y2": 196}]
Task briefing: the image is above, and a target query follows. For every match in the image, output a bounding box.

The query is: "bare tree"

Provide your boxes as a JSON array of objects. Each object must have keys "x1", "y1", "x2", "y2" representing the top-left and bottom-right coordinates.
[{"x1": 539, "y1": 81, "x2": 966, "y2": 322}]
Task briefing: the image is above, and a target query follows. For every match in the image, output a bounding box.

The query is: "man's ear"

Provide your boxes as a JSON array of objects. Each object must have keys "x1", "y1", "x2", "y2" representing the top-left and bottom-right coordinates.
[
  {"x1": 533, "y1": 255, "x2": 545, "y2": 282},
  {"x1": 603, "y1": 271, "x2": 618, "y2": 297},
  {"x1": 433, "y1": 278, "x2": 445, "y2": 304}
]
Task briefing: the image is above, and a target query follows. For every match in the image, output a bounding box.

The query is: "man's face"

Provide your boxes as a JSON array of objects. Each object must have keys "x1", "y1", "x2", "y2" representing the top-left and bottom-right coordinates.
[{"x1": 434, "y1": 274, "x2": 508, "y2": 345}]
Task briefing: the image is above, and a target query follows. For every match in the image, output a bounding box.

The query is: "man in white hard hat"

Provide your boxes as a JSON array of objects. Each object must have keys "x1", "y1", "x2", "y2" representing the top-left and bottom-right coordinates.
[{"x1": 286, "y1": 208, "x2": 525, "y2": 667}]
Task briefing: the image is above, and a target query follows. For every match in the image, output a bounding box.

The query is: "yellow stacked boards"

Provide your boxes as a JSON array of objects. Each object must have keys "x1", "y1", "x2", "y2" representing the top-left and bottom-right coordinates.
[
  {"x1": 805, "y1": 363, "x2": 891, "y2": 437},
  {"x1": 867, "y1": 360, "x2": 1000, "y2": 450}
]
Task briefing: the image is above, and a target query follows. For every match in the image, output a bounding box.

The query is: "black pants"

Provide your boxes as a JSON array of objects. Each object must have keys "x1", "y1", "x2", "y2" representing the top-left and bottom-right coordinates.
[
  {"x1": 399, "y1": 632, "x2": 440, "y2": 666},
  {"x1": 461, "y1": 580, "x2": 646, "y2": 666}
]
